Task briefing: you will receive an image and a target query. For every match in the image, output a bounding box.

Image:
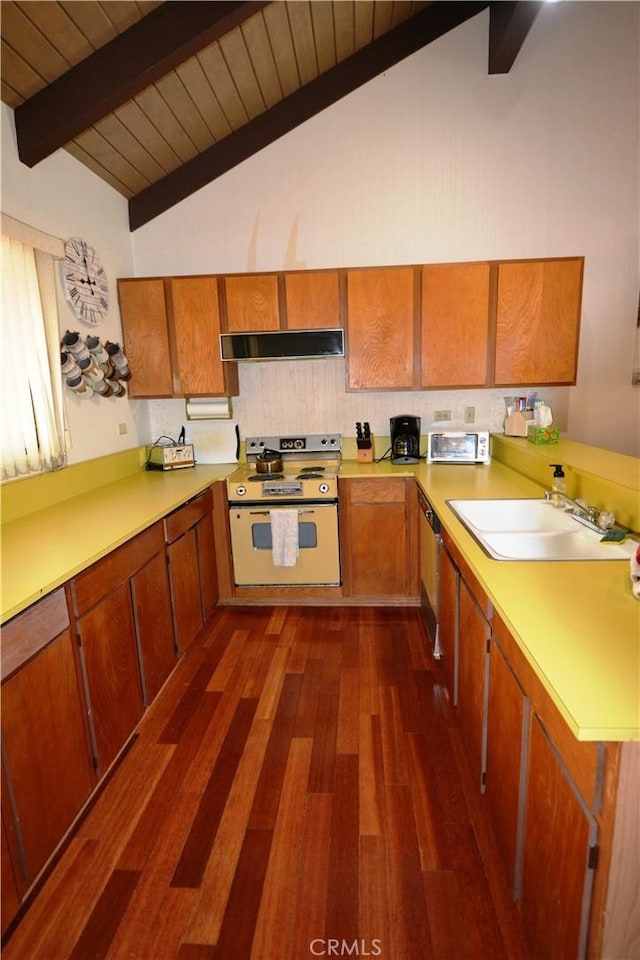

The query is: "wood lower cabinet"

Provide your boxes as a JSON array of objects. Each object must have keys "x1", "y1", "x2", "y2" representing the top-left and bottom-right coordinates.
[
  {"x1": 495, "y1": 257, "x2": 583, "y2": 385},
  {"x1": 1, "y1": 590, "x2": 94, "y2": 932},
  {"x1": 71, "y1": 521, "x2": 176, "y2": 772},
  {"x1": 457, "y1": 577, "x2": 490, "y2": 791},
  {"x1": 118, "y1": 276, "x2": 238, "y2": 398},
  {"x1": 1, "y1": 803, "x2": 20, "y2": 934},
  {"x1": 131, "y1": 550, "x2": 176, "y2": 703},
  {"x1": 339, "y1": 477, "x2": 419, "y2": 600},
  {"x1": 421, "y1": 261, "x2": 491, "y2": 387},
  {"x1": 437, "y1": 530, "x2": 613, "y2": 958},
  {"x1": 521, "y1": 714, "x2": 595, "y2": 960},
  {"x1": 437, "y1": 541, "x2": 458, "y2": 703},
  {"x1": 346, "y1": 266, "x2": 416, "y2": 389},
  {"x1": 77, "y1": 581, "x2": 144, "y2": 773},
  {"x1": 164, "y1": 488, "x2": 217, "y2": 653},
  {"x1": 485, "y1": 630, "x2": 528, "y2": 896}
]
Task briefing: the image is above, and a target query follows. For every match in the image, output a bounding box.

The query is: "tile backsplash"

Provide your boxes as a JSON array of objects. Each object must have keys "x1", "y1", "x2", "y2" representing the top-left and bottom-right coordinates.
[{"x1": 146, "y1": 357, "x2": 569, "y2": 446}]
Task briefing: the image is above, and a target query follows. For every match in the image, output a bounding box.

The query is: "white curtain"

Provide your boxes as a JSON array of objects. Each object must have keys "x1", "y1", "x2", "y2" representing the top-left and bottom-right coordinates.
[{"x1": 1, "y1": 234, "x2": 67, "y2": 480}]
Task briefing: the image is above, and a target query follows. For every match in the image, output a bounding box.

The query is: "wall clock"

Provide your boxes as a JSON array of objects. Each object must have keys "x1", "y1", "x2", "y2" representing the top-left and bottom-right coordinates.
[{"x1": 63, "y1": 237, "x2": 109, "y2": 326}]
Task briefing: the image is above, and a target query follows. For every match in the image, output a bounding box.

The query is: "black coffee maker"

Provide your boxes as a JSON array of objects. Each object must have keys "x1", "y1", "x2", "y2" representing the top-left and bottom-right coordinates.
[{"x1": 390, "y1": 415, "x2": 421, "y2": 464}]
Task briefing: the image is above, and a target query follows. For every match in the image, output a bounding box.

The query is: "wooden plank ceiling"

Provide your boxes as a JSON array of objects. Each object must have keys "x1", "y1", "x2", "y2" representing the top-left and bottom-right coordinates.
[{"x1": 1, "y1": 1, "x2": 541, "y2": 230}]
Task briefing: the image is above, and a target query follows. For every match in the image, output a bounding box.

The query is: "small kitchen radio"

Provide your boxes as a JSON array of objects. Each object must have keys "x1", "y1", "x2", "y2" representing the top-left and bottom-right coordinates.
[{"x1": 146, "y1": 443, "x2": 195, "y2": 470}]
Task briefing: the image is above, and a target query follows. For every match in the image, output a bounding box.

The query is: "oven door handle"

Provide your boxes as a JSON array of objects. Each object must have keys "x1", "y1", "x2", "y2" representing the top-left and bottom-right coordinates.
[{"x1": 248, "y1": 508, "x2": 317, "y2": 516}]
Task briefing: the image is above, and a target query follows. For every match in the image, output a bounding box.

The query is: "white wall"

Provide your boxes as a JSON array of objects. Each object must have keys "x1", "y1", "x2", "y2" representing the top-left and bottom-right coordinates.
[
  {"x1": 134, "y1": 1, "x2": 640, "y2": 457},
  {"x1": 0, "y1": 104, "x2": 149, "y2": 464}
]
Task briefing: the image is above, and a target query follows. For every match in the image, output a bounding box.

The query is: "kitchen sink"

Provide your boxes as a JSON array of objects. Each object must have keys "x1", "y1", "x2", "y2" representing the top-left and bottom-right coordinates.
[{"x1": 446, "y1": 498, "x2": 637, "y2": 561}]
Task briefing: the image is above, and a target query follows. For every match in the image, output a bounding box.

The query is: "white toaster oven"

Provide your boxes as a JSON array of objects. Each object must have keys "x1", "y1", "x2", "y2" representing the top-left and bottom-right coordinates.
[{"x1": 427, "y1": 431, "x2": 490, "y2": 464}]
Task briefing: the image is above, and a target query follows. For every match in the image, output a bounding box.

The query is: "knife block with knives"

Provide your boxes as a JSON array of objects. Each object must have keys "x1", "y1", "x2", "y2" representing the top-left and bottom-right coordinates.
[{"x1": 356, "y1": 421, "x2": 373, "y2": 462}]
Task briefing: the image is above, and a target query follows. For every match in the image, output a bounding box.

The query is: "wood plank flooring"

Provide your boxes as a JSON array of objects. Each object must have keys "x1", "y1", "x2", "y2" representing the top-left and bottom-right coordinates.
[{"x1": 3, "y1": 606, "x2": 529, "y2": 959}]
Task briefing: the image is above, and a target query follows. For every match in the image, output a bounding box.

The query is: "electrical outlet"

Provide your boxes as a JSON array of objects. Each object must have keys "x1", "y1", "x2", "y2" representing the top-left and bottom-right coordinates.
[
  {"x1": 117, "y1": 422, "x2": 128, "y2": 436},
  {"x1": 464, "y1": 406, "x2": 476, "y2": 424},
  {"x1": 434, "y1": 410, "x2": 451, "y2": 422}
]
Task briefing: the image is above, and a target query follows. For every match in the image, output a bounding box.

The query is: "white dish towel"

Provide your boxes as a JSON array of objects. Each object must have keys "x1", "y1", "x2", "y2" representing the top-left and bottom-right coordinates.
[{"x1": 270, "y1": 509, "x2": 299, "y2": 567}]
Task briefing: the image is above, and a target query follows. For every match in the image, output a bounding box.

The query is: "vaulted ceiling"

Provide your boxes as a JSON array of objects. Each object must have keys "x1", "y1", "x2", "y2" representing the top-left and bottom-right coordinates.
[{"x1": 1, "y1": 1, "x2": 541, "y2": 230}]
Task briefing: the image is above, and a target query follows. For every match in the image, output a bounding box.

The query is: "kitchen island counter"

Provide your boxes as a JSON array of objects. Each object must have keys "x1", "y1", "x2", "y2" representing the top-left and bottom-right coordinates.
[{"x1": 339, "y1": 454, "x2": 640, "y2": 742}]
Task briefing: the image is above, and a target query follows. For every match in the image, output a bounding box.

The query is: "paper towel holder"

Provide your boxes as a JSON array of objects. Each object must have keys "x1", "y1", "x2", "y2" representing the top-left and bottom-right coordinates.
[{"x1": 185, "y1": 397, "x2": 233, "y2": 420}]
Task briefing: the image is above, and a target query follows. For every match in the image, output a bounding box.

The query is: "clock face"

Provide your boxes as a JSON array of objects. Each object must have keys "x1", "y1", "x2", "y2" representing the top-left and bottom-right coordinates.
[{"x1": 63, "y1": 237, "x2": 109, "y2": 325}]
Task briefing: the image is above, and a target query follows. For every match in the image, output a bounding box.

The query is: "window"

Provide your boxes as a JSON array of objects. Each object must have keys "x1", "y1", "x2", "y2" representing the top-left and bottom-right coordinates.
[{"x1": 1, "y1": 233, "x2": 67, "y2": 480}]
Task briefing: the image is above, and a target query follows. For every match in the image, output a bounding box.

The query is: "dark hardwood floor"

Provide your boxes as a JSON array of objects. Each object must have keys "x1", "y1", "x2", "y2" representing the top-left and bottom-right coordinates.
[{"x1": 4, "y1": 606, "x2": 529, "y2": 959}]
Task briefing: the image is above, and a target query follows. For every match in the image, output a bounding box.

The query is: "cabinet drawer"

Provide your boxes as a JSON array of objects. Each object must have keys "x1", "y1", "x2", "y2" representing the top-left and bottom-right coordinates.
[
  {"x1": 164, "y1": 488, "x2": 213, "y2": 544},
  {"x1": 71, "y1": 523, "x2": 164, "y2": 616},
  {"x1": 343, "y1": 477, "x2": 407, "y2": 504},
  {"x1": 1, "y1": 589, "x2": 69, "y2": 681}
]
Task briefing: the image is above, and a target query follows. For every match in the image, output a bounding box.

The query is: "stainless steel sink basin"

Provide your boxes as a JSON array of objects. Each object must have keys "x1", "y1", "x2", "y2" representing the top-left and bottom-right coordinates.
[{"x1": 446, "y1": 499, "x2": 637, "y2": 561}]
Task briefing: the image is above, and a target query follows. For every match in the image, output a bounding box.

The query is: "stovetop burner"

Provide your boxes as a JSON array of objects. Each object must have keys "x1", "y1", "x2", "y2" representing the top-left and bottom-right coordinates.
[{"x1": 248, "y1": 473, "x2": 284, "y2": 481}]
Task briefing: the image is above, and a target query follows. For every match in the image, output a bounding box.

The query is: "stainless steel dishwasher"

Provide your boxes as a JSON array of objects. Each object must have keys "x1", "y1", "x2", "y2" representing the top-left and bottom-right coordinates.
[{"x1": 417, "y1": 486, "x2": 442, "y2": 658}]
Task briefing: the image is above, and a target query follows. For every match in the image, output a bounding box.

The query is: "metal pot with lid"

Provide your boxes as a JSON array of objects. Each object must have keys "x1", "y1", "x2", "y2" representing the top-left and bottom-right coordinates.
[{"x1": 255, "y1": 448, "x2": 283, "y2": 473}]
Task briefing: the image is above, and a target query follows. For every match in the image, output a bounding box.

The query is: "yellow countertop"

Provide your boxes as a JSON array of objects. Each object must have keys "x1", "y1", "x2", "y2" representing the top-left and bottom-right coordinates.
[
  {"x1": 2, "y1": 450, "x2": 639, "y2": 742},
  {"x1": 1, "y1": 462, "x2": 238, "y2": 622},
  {"x1": 339, "y1": 457, "x2": 640, "y2": 743}
]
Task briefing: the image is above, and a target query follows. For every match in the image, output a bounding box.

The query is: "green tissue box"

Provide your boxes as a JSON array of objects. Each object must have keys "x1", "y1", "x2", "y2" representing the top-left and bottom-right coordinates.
[{"x1": 527, "y1": 425, "x2": 559, "y2": 444}]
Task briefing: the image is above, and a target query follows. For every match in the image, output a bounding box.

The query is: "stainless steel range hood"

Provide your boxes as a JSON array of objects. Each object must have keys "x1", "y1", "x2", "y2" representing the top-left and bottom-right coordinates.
[{"x1": 220, "y1": 328, "x2": 344, "y2": 361}]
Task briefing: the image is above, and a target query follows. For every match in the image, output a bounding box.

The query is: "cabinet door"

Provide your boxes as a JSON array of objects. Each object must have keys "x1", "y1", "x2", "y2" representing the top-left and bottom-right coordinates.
[
  {"x1": 118, "y1": 278, "x2": 173, "y2": 397},
  {"x1": 131, "y1": 551, "x2": 176, "y2": 704},
  {"x1": 196, "y1": 511, "x2": 219, "y2": 619},
  {"x1": 494, "y1": 258, "x2": 583, "y2": 385},
  {"x1": 346, "y1": 266, "x2": 416, "y2": 389},
  {"x1": 168, "y1": 276, "x2": 233, "y2": 396},
  {"x1": 1, "y1": 803, "x2": 21, "y2": 934},
  {"x1": 167, "y1": 527, "x2": 204, "y2": 654},
  {"x1": 340, "y1": 478, "x2": 418, "y2": 599},
  {"x1": 284, "y1": 270, "x2": 340, "y2": 329},
  {"x1": 224, "y1": 273, "x2": 280, "y2": 331},
  {"x1": 457, "y1": 577, "x2": 489, "y2": 789},
  {"x1": 521, "y1": 715, "x2": 595, "y2": 960},
  {"x1": 486, "y1": 633, "x2": 528, "y2": 895},
  {"x1": 1, "y1": 628, "x2": 94, "y2": 881},
  {"x1": 78, "y1": 582, "x2": 144, "y2": 775},
  {"x1": 421, "y1": 262, "x2": 491, "y2": 387},
  {"x1": 437, "y1": 543, "x2": 458, "y2": 703}
]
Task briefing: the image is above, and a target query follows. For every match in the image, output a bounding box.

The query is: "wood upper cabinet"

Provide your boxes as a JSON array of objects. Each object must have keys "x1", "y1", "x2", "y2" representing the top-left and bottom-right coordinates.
[
  {"x1": 284, "y1": 270, "x2": 340, "y2": 329},
  {"x1": 118, "y1": 276, "x2": 238, "y2": 398},
  {"x1": 224, "y1": 273, "x2": 280, "y2": 331},
  {"x1": 339, "y1": 477, "x2": 419, "y2": 600},
  {"x1": 346, "y1": 266, "x2": 416, "y2": 389},
  {"x1": 1, "y1": 591, "x2": 94, "y2": 896},
  {"x1": 118, "y1": 278, "x2": 173, "y2": 396},
  {"x1": 494, "y1": 257, "x2": 583, "y2": 385},
  {"x1": 168, "y1": 276, "x2": 229, "y2": 395},
  {"x1": 421, "y1": 262, "x2": 491, "y2": 387}
]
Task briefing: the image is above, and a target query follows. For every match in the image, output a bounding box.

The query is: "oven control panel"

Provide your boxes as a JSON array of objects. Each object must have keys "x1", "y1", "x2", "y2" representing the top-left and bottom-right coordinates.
[{"x1": 246, "y1": 434, "x2": 341, "y2": 455}]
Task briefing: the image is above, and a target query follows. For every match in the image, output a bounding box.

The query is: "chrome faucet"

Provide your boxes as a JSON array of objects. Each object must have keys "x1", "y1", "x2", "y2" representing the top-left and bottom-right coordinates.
[{"x1": 543, "y1": 491, "x2": 602, "y2": 529}]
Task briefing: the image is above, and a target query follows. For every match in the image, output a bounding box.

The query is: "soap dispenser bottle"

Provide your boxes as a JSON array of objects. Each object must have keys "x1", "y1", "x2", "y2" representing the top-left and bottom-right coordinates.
[{"x1": 549, "y1": 464, "x2": 566, "y2": 507}]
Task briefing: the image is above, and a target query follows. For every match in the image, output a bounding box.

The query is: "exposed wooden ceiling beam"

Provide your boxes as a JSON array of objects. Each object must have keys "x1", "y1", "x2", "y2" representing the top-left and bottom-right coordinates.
[
  {"x1": 14, "y1": 1, "x2": 269, "y2": 168},
  {"x1": 129, "y1": 0, "x2": 489, "y2": 230},
  {"x1": 488, "y1": 1, "x2": 542, "y2": 74}
]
